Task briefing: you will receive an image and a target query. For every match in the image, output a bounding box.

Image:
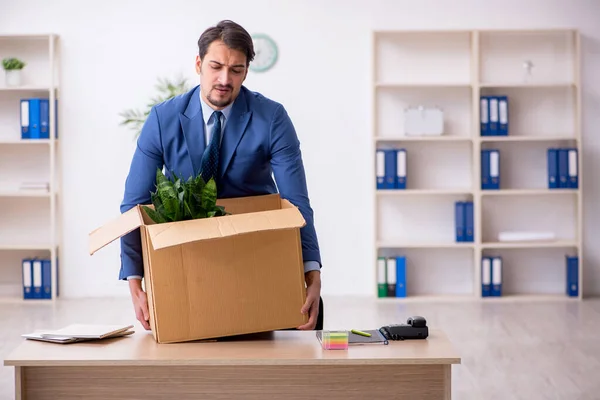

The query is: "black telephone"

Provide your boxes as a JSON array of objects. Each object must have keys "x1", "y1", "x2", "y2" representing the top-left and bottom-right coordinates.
[{"x1": 379, "y1": 316, "x2": 428, "y2": 341}]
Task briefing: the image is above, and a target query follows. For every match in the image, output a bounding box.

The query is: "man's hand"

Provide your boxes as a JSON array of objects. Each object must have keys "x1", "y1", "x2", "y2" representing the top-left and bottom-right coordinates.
[
  {"x1": 129, "y1": 278, "x2": 151, "y2": 330},
  {"x1": 297, "y1": 270, "x2": 321, "y2": 330}
]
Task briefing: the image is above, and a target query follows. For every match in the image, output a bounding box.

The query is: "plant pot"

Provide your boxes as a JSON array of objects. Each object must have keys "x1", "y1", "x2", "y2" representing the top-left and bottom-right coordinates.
[{"x1": 5, "y1": 69, "x2": 21, "y2": 87}]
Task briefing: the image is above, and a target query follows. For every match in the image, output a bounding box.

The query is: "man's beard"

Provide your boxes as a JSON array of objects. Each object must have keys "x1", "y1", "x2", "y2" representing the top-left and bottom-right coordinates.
[{"x1": 207, "y1": 86, "x2": 233, "y2": 108}]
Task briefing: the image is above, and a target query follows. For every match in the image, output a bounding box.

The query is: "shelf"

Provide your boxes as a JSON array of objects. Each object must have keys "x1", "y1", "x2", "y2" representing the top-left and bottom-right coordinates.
[
  {"x1": 0, "y1": 244, "x2": 55, "y2": 251},
  {"x1": 376, "y1": 82, "x2": 471, "y2": 89},
  {"x1": 0, "y1": 138, "x2": 53, "y2": 144},
  {"x1": 0, "y1": 86, "x2": 55, "y2": 92},
  {"x1": 0, "y1": 191, "x2": 51, "y2": 198},
  {"x1": 375, "y1": 136, "x2": 472, "y2": 142},
  {"x1": 377, "y1": 242, "x2": 474, "y2": 249},
  {"x1": 479, "y1": 135, "x2": 577, "y2": 142},
  {"x1": 373, "y1": 29, "x2": 582, "y2": 301},
  {"x1": 479, "y1": 82, "x2": 575, "y2": 88},
  {"x1": 482, "y1": 241, "x2": 578, "y2": 249},
  {"x1": 377, "y1": 189, "x2": 473, "y2": 196},
  {"x1": 480, "y1": 189, "x2": 578, "y2": 196}
]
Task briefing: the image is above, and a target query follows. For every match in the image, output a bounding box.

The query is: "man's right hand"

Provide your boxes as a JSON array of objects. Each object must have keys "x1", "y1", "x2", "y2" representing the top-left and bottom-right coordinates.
[{"x1": 129, "y1": 278, "x2": 151, "y2": 330}]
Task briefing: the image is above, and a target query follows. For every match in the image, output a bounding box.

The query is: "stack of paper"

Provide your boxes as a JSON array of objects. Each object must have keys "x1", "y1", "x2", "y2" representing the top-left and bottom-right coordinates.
[{"x1": 22, "y1": 324, "x2": 134, "y2": 344}]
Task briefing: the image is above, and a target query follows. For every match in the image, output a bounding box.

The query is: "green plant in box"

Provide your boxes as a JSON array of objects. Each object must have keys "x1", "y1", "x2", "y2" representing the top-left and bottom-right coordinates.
[{"x1": 142, "y1": 168, "x2": 228, "y2": 224}]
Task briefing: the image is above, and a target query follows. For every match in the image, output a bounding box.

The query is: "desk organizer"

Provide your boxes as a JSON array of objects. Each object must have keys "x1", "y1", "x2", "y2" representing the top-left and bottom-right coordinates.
[{"x1": 321, "y1": 330, "x2": 349, "y2": 350}]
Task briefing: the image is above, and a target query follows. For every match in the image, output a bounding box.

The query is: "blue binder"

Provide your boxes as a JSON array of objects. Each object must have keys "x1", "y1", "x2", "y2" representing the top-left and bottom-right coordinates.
[
  {"x1": 396, "y1": 149, "x2": 406, "y2": 189},
  {"x1": 464, "y1": 201, "x2": 474, "y2": 242},
  {"x1": 40, "y1": 99, "x2": 50, "y2": 139},
  {"x1": 395, "y1": 256, "x2": 406, "y2": 297},
  {"x1": 480, "y1": 96, "x2": 489, "y2": 136},
  {"x1": 376, "y1": 149, "x2": 397, "y2": 189},
  {"x1": 488, "y1": 96, "x2": 499, "y2": 136},
  {"x1": 22, "y1": 259, "x2": 33, "y2": 300},
  {"x1": 455, "y1": 201, "x2": 465, "y2": 242},
  {"x1": 498, "y1": 96, "x2": 509, "y2": 136},
  {"x1": 42, "y1": 259, "x2": 52, "y2": 299},
  {"x1": 567, "y1": 148, "x2": 578, "y2": 189},
  {"x1": 547, "y1": 148, "x2": 558, "y2": 189},
  {"x1": 557, "y1": 149, "x2": 568, "y2": 188},
  {"x1": 481, "y1": 257, "x2": 491, "y2": 297},
  {"x1": 566, "y1": 255, "x2": 578, "y2": 297},
  {"x1": 491, "y1": 256, "x2": 502, "y2": 296},
  {"x1": 482, "y1": 149, "x2": 500, "y2": 190},
  {"x1": 376, "y1": 149, "x2": 385, "y2": 189}
]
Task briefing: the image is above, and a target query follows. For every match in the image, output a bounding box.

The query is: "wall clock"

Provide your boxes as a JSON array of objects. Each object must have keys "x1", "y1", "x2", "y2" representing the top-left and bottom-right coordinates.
[{"x1": 250, "y1": 33, "x2": 278, "y2": 72}]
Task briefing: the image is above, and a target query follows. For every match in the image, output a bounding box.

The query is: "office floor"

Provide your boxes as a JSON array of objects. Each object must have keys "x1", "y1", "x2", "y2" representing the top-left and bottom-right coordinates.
[{"x1": 1, "y1": 295, "x2": 599, "y2": 400}]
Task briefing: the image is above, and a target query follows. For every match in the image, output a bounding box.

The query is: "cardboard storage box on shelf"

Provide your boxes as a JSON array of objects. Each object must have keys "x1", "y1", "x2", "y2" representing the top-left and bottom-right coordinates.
[{"x1": 89, "y1": 194, "x2": 309, "y2": 344}]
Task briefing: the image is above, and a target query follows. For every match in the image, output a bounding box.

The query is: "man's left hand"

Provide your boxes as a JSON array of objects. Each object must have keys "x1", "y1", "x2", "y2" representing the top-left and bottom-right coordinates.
[{"x1": 298, "y1": 270, "x2": 321, "y2": 330}]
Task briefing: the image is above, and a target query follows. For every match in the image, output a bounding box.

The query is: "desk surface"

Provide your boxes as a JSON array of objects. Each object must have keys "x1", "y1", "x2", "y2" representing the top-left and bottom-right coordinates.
[{"x1": 4, "y1": 329, "x2": 461, "y2": 367}]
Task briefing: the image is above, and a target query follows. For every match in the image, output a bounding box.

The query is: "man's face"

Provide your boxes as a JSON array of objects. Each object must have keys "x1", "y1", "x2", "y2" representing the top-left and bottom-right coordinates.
[{"x1": 196, "y1": 39, "x2": 248, "y2": 110}]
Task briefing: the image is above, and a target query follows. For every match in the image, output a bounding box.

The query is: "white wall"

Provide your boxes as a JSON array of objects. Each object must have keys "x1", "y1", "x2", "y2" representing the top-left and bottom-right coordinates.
[{"x1": 1, "y1": 0, "x2": 599, "y2": 298}]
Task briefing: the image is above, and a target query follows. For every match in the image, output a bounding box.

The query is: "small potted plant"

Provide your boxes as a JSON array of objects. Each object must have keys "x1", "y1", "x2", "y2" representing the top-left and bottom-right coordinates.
[{"x1": 2, "y1": 57, "x2": 26, "y2": 87}]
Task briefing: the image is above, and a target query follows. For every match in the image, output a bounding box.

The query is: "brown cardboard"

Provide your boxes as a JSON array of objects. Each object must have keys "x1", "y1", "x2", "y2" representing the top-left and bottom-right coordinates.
[{"x1": 89, "y1": 194, "x2": 309, "y2": 344}]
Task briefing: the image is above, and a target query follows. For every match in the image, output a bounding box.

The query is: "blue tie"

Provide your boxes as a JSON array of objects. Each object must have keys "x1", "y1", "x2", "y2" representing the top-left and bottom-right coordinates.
[{"x1": 200, "y1": 110, "x2": 223, "y2": 183}]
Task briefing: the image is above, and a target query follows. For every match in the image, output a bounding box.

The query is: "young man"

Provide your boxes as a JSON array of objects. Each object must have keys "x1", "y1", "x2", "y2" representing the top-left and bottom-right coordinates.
[{"x1": 120, "y1": 20, "x2": 323, "y2": 331}]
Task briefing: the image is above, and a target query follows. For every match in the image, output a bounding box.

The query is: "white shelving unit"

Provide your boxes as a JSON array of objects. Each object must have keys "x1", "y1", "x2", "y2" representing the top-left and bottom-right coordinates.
[
  {"x1": 372, "y1": 29, "x2": 582, "y2": 301},
  {"x1": 0, "y1": 34, "x2": 60, "y2": 302}
]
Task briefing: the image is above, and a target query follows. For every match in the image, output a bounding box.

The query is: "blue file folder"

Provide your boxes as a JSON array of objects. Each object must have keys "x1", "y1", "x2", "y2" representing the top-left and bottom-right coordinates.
[
  {"x1": 498, "y1": 96, "x2": 509, "y2": 136},
  {"x1": 481, "y1": 257, "x2": 491, "y2": 297},
  {"x1": 566, "y1": 255, "x2": 578, "y2": 297},
  {"x1": 480, "y1": 96, "x2": 489, "y2": 136},
  {"x1": 567, "y1": 148, "x2": 578, "y2": 189},
  {"x1": 396, "y1": 149, "x2": 406, "y2": 189},
  {"x1": 22, "y1": 259, "x2": 33, "y2": 299},
  {"x1": 547, "y1": 148, "x2": 558, "y2": 189},
  {"x1": 455, "y1": 201, "x2": 465, "y2": 242},
  {"x1": 481, "y1": 149, "x2": 500, "y2": 190},
  {"x1": 488, "y1": 96, "x2": 499, "y2": 135},
  {"x1": 491, "y1": 256, "x2": 502, "y2": 296},
  {"x1": 395, "y1": 256, "x2": 406, "y2": 297},
  {"x1": 557, "y1": 149, "x2": 568, "y2": 188},
  {"x1": 464, "y1": 201, "x2": 474, "y2": 242}
]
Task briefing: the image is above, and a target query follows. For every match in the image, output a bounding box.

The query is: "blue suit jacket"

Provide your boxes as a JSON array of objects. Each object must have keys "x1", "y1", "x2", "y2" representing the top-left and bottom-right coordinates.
[{"x1": 119, "y1": 85, "x2": 321, "y2": 279}]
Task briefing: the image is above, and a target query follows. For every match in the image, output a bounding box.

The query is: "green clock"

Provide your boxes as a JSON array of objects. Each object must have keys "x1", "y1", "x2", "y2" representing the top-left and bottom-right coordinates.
[{"x1": 250, "y1": 33, "x2": 278, "y2": 72}]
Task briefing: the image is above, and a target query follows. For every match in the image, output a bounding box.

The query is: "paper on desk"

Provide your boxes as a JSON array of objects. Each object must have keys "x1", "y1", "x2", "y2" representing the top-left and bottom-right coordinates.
[{"x1": 22, "y1": 329, "x2": 134, "y2": 344}]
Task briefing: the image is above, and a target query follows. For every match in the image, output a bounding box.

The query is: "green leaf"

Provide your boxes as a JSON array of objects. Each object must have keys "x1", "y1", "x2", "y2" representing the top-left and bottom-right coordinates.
[
  {"x1": 201, "y1": 178, "x2": 217, "y2": 211},
  {"x1": 142, "y1": 205, "x2": 168, "y2": 224}
]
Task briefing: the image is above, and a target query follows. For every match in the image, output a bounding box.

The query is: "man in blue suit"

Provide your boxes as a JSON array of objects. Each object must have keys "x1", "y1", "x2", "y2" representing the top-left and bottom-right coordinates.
[{"x1": 120, "y1": 20, "x2": 323, "y2": 332}]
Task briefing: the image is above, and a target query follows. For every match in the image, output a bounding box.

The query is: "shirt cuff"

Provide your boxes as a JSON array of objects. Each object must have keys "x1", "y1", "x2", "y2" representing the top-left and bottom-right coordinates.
[
  {"x1": 303, "y1": 261, "x2": 321, "y2": 274},
  {"x1": 127, "y1": 275, "x2": 142, "y2": 280}
]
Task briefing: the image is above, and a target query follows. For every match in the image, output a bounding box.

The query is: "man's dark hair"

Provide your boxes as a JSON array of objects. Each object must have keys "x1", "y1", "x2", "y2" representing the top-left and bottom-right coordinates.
[{"x1": 198, "y1": 20, "x2": 255, "y2": 66}]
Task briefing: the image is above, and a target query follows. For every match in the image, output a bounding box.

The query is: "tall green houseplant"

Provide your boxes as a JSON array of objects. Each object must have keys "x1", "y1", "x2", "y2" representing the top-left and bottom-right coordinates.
[{"x1": 120, "y1": 76, "x2": 191, "y2": 139}]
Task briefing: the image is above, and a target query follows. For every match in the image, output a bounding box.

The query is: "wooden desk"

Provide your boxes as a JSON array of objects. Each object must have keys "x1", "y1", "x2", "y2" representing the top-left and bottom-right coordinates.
[{"x1": 4, "y1": 329, "x2": 460, "y2": 400}]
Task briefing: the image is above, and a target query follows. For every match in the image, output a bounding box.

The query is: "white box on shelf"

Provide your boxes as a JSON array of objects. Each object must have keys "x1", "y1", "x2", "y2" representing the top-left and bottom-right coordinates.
[
  {"x1": 403, "y1": 106, "x2": 444, "y2": 136},
  {"x1": 498, "y1": 231, "x2": 556, "y2": 242}
]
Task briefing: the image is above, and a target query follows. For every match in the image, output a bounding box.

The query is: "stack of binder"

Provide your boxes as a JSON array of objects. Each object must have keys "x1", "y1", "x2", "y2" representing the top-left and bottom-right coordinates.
[
  {"x1": 455, "y1": 201, "x2": 474, "y2": 242},
  {"x1": 481, "y1": 149, "x2": 500, "y2": 190},
  {"x1": 547, "y1": 148, "x2": 578, "y2": 189},
  {"x1": 22, "y1": 258, "x2": 57, "y2": 299},
  {"x1": 481, "y1": 256, "x2": 502, "y2": 297},
  {"x1": 377, "y1": 256, "x2": 406, "y2": 297},
  {"x1": 20, "y1": 98, "x2": 58, "y2": 139},
  {"x1": 480, "y1": 95, "x2": 509, "y2": 136},
  {"x1": 376, "y1": 148, "x2": 407, "y2": 189}
]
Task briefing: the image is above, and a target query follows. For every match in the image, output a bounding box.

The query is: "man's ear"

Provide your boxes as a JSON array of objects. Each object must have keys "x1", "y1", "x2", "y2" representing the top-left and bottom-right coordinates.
[{"x1": 195, "y1": 55, "x2": 202, "y2": 75}]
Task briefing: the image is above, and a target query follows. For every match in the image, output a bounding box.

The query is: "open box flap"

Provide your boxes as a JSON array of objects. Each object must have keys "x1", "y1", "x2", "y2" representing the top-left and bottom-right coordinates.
[
  {"x1": 146, "y1": 203, "x2": 306, "y2": 250},
  {"x1": 89, "y1": 206, "x2": 145, "y2": 255}
]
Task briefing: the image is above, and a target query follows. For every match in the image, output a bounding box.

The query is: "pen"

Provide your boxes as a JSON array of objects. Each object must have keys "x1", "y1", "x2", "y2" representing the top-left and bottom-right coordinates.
[{"x1": 351, "y1": 329, "x2": 371, "y2": 337}]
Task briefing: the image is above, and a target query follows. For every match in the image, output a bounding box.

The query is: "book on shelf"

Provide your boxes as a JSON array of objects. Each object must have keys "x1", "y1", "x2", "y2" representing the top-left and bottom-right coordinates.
[
  {"x1": 480, "y1": 95, "x2": 509, "y2": 136},
  {"x1": 481, "y1": 149, "x2": 500, "y2": 190},
  {"x1": 22, "y1": 257, "x2": 56, "y2": 300},
  {"x1": 548, "y1": 148, "x2": 578, "y2": 189},
  {"x1": 20, "y1": 98, "x2": 58, "y2": 140},
  {"x1": 455, "y1": 201, "x2": 474, "y2": 242},
  {"x1": 377, "y1": 256, "x2": 406, "y2": 298},
  {"x1": 375, "y1": 148, "x2": 406, "y2": 189}
]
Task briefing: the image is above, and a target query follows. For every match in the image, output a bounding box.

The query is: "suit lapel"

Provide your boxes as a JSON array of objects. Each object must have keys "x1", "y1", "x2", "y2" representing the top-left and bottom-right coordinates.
[
  {"x1": 220, "y1": 89, "x2": 252, "y2": 178},
  {"x1": 179, "y1": 86, "x2": 206, "y2": 177}
]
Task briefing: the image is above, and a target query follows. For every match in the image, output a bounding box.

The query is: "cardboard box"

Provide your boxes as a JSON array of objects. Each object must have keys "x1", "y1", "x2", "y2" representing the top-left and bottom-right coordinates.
[{"x1": 89, "y1": 194, "x2": 309, "y2": 343}]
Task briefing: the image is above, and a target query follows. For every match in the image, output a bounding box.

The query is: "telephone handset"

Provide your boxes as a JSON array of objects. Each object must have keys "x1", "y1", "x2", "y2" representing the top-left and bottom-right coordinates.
[{"x1": 379, "y1": 316, "x2": 428, "y2": 341}]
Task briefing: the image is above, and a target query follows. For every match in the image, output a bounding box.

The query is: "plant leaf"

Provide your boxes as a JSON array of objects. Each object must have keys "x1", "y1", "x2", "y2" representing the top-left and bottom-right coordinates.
[
  {"x1": 201, "y1": 178, "x2": 217, "y2": 211},
  {"x1": 142, "y1": 205, "x2": 168, "y2": 224}
]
